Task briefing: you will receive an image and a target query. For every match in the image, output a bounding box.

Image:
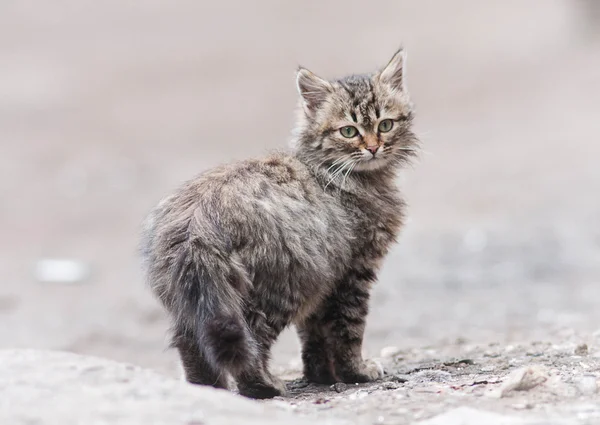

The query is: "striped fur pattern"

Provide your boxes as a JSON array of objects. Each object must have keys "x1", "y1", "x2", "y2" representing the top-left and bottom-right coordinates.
[{"x1": 141, "y1": 49, "x2": 419, "y2": 399}]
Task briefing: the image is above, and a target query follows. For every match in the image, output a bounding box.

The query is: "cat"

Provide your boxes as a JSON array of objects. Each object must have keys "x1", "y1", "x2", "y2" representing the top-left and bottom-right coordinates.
[{"x1": 141, "y1": 48, "x2": 419, "y2": 399}]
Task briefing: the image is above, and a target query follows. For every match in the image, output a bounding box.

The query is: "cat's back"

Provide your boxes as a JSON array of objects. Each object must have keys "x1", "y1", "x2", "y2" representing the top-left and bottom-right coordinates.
[
  {"x1": 141, "y1": 152, "x2": 352, "y2": 299},
  {"x1": 143, "y1": 152, "x2": 348, "y2": 256},
  {"x1": 172, "y1": 152, "x2": 323, "y2": 219}
]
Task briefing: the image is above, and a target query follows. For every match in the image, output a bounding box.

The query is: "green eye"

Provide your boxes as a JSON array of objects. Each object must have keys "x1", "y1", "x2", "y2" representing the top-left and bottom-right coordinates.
[
  {"x1": 378, "y1": 119, "x2": 394, "y2": 133},
  {"x1": 339, "y1": 126, "x2": 358, "y2": 138}
]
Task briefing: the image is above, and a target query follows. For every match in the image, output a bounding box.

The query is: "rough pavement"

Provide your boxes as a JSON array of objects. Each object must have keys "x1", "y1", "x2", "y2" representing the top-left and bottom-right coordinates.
[
  {"x1": 1, "y1": 1, "x2": 600, "y2": 424},
  {"x1": 2, "y1": 347, "x2": 599, "y2": 424}
]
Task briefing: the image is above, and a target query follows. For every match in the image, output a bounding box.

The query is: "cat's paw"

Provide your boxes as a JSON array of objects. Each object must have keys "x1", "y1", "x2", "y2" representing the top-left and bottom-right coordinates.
[
  {"x1": 356, "y1": 359, "x2": 385, "y2": 382},
  {"x1": 339, "y1": 359, "x2": 384, "y2": 383},
  {"x1": 238, "y1": 380, "x2": 285, "y2": 399}
]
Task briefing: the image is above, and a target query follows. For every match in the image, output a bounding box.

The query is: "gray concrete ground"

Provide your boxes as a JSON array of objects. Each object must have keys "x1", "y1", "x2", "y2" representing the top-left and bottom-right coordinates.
[{"x1": 1, "y1": 1, "x2": 599, "y2": 423}]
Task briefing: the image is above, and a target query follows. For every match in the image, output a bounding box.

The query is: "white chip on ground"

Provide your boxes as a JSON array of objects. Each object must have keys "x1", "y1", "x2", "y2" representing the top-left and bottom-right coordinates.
[
  {"x1": 34, "y1": 259, "x2": 90, "y2": 284},
  {"x1": 499, "y1": 365, "x2": 548, "y2": 397},
  {"x1": 577, "y1": 375, "x2": 598, "y2": 396}
]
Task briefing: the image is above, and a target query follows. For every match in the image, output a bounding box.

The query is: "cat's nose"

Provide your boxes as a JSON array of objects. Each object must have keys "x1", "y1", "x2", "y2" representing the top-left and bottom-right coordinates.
[{"x1": 366, "y1": 146, "x2": 378, "y2": 155}]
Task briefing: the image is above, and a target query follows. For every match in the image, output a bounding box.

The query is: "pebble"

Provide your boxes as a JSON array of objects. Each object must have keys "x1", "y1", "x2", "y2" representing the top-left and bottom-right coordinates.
[
  {"x1": 499, "y1": 365, "x2": 548, "y2": 397},
  {"x1": 34, "y1": 259, "x2": 90, "y2": 284},
  {"x1": 379, "y1": 381, "x2": 400, "y2": 390},
  {"x1": 576, "y1": 375, "x2": 598, "y2": 396},
  {"x1": 575, "y1": 343, "x2": 589, "y2": 356},
  {"x1": 331, "y1": 383, "x2": 348, "y2": 393},
  {"x1": 387, "y1": 374, "x2": 409, "y2": 383}
]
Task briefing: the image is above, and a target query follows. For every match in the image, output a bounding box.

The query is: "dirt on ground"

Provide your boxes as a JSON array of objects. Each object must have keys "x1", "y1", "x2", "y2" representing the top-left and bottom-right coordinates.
[
  {"x1": 1, "y1": 1, "x2": 599, "y2": 423},
  {"x1": 272, "y1": 339, "x2": 600, "y2": 424}
]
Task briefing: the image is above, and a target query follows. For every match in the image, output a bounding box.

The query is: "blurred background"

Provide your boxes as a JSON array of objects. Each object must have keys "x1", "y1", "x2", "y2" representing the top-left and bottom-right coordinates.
[{"x1": 1, "y1": 0, "x2": 599, "y2": 376}]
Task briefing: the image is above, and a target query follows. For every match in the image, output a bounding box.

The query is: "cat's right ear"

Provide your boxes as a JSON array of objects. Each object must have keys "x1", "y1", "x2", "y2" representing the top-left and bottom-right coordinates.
[
  {"x1": 296, "y1": 67, "x2": 331, "y2": 114},
  {"x1": 377, "y1": 48, "x2": 407, "y2": 93}
]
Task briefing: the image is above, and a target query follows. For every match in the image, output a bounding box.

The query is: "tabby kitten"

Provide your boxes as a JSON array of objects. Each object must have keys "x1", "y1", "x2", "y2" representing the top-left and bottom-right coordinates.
[{"x1": 141, "y1": 49, "x2": 419, "y2": 399}]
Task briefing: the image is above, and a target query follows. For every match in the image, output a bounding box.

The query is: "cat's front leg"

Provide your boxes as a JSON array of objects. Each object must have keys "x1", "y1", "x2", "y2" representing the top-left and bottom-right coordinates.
[
  {"x1": 323, "y1": 271, "x2": 384, "y2": 383},
  {"x1": 297, "y1": 314, "x2": 337, "y2": 385}
]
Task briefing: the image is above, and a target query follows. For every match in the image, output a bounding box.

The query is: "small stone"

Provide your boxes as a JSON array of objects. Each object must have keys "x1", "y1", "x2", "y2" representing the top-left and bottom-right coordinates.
[
  {"x1": 387, "y1": 374, "x2": 408, "y2": 383},
  {"x1": 331, "y1": 382, "x2": 348, "y2": 393},
  {"x1": 575, "y1": 343, "x2": 589, "y2": 356},
  {"x1": 500, "y1": 365, "x2": 548, "y2": 397},
  {"x1": 288, "y1": 379, "x2": 309, "y2": 390},
  {"x1": 443, "y1": 359, "x2": 475, "y2": 367},
  {"x1": 577, "y1": 375, "x2": 598, "y2": 396},
  {"x1": 34, "y1": 259, "x2": 90, "y2": 284},
  {"x1": 380, "y1": 381, "x2": 400, "y2": 390}
]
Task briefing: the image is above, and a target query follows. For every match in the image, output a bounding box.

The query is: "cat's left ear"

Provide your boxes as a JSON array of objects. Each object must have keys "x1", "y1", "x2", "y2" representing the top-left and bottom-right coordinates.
[
  {"x1": 377, "y1": 48, "x2": 407, "y2": 92},
  {"x1": 296, "y1": 67, "x2": 332, "y2": 113}
]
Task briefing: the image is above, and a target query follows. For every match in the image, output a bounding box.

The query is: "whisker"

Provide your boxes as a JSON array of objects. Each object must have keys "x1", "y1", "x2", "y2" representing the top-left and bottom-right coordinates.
[
  {"x1": 331, "y1": 161, "x2": 352, "y2": 180},
  {"x1": 315, "y1": 153, "x2": 352, "y2": 173},
  {"x1": 340, "y1": 160, "x2": 358, "y2": 191},
  {"x1": 324, "y1": 160, "x2": 353, "y2": 190},
  {"x1": 324, "y1": 155, "x2": 352, "y2": 173},
  {"x1": 324, "y1": 164, "x2": 345, "y2": 188}
]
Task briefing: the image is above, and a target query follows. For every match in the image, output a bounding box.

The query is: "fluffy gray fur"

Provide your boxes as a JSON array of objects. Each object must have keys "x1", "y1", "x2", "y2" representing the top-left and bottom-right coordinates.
[{"x1": 141, "y1": 49, "x2": 419, "y2": 399}]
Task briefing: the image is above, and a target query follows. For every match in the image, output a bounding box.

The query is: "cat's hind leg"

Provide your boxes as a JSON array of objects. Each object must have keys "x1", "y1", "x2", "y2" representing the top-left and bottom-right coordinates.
[
  {"x1": 172, "y1": 329, "x2": 229, "y2": 389},
  {"x1": 234, "y1": 312, "x2": 286, "y2": 399}
]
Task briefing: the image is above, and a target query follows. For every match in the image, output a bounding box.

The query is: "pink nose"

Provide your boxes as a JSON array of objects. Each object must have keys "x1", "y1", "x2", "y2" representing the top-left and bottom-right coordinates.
[{"x1": 366, "y1": 146, "x2": 378, "y2": 154}]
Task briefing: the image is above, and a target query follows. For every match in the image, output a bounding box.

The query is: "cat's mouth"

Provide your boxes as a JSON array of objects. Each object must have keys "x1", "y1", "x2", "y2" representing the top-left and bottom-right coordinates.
[{"x1": 354, "y1": 154, "x2": 388, "y2": 171}]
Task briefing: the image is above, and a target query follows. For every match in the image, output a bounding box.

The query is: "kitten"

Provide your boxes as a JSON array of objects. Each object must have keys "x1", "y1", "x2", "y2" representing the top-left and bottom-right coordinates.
[{"x1": 141, "y1": 49, "x2": 419, "y2": 399}]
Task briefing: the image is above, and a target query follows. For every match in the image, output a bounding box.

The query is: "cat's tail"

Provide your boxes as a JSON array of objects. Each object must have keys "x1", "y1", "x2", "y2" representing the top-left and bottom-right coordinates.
[{"x1": 170, "y1": 220, "x2": 257, "y2": 374}]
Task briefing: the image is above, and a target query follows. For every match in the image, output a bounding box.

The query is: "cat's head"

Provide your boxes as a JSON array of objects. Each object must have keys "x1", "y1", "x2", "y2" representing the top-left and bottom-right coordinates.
[{"x1": 294, "y1": 49, "x2": 418, "y2": 174}]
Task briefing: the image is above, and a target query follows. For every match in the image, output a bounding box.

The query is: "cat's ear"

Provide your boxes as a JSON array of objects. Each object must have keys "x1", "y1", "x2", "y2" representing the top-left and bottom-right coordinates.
[
  {"x1": 296, "y1": 67, "x2": 331, "y2": 113},
  {"x1": 377, "y1": 48, "x2": 407, "y2": 92}
]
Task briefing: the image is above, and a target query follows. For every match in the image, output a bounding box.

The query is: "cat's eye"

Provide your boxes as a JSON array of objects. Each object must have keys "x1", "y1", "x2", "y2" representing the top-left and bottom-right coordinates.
[
  {"x1": 339, "y1": 126, "x2": 358, "y2": 138},
  {"x1": 378, "y1": 119, "x2": 394, "y2": 133}
]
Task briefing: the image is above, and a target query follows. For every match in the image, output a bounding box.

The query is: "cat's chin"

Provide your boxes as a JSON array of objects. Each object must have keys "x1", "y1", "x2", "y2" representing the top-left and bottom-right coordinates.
[{"x1": 353, "y1": 158, "x2": 390, "y2": 172}]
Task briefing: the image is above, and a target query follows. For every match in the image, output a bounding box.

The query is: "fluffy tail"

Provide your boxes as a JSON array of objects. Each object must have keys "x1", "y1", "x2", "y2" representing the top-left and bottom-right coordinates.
[{"x1": 170, "y1": 232, "x2": 256, "y2": 374}]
